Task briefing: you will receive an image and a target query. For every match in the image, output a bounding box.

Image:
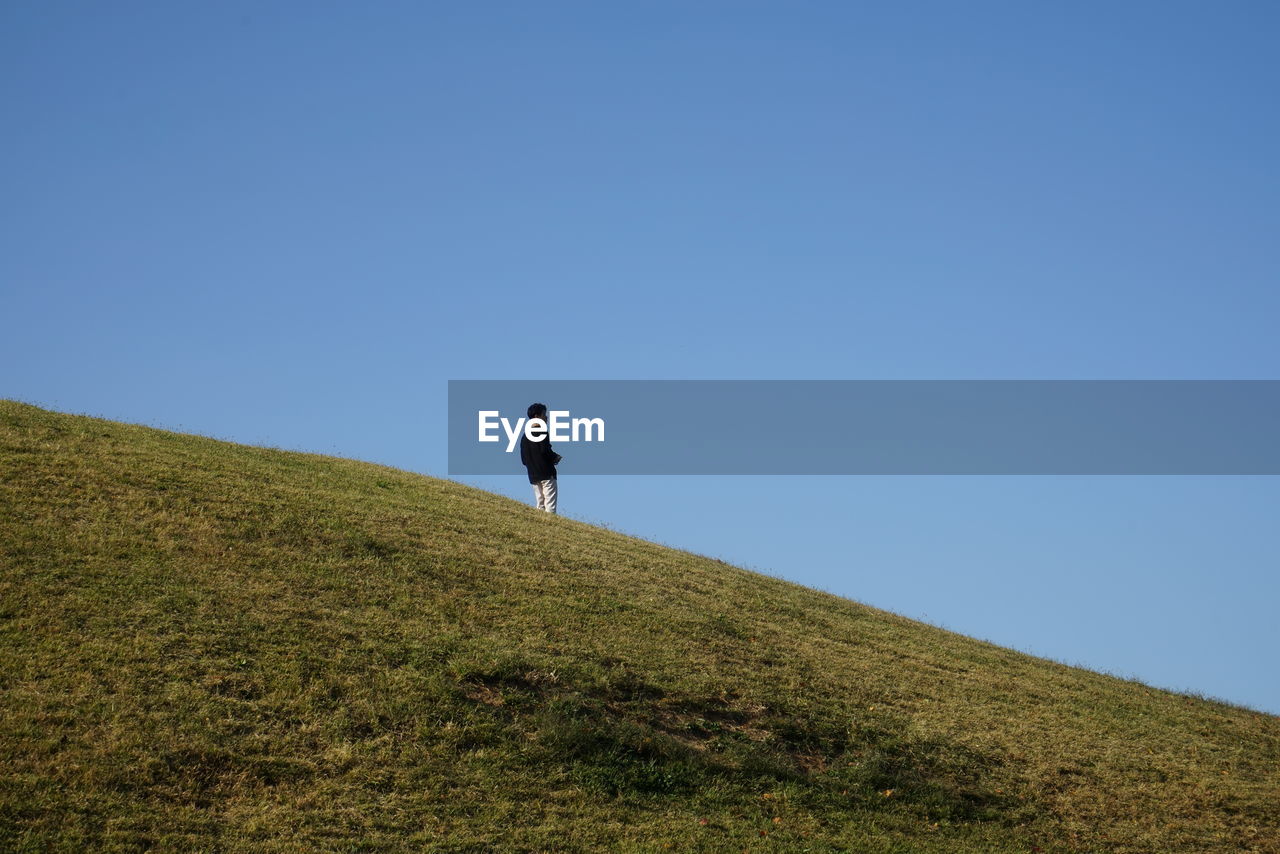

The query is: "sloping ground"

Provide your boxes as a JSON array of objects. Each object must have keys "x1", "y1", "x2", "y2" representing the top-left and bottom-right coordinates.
[{"x1": 0, "y1": 400, "x2": 1276, "y2": 853}]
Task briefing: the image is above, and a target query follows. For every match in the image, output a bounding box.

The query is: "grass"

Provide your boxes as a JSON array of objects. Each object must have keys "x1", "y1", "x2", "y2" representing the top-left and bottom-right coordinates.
[{"x1": 1, "y1": 399, "x2": 1277, "y2": 853}]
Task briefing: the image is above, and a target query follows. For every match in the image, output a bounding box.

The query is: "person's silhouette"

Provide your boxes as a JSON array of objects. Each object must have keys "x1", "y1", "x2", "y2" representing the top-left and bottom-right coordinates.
[{"x1": 519, "y1": 402, "x2": 561, "y2": 513}]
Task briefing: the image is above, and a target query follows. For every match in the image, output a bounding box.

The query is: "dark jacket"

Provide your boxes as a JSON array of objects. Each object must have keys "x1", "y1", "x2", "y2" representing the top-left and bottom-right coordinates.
[{"x1": 520, "y1": 433, "x2": 559, "y2": 484}]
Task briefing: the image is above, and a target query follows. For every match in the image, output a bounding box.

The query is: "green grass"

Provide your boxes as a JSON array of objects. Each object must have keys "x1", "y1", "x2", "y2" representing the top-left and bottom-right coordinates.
[{"x1": 1, "y1": 399, "x2": 1277, "y2": 853}]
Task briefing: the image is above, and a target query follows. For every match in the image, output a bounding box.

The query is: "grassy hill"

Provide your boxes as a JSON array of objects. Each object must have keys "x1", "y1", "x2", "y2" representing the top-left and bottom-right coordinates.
[{"x1": 1, "y1": 400, "x2": 1276, "y2": 853}]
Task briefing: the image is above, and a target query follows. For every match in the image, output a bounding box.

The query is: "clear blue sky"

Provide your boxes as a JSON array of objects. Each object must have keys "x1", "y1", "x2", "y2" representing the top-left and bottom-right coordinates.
[{"x1": 4, "y1": 1, "x2": 1278, "y2": 713}]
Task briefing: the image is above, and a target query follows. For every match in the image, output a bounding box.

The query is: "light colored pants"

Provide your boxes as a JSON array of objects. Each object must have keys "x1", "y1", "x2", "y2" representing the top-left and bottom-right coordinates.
[{"x1": 532, "y1": 478, "x2": 557, "y2": 514}]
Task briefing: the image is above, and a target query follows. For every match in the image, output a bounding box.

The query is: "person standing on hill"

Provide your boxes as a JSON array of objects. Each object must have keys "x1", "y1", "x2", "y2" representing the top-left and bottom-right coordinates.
[{"x1": 520, "y1": 402, "x2": 561, "y2": 514}]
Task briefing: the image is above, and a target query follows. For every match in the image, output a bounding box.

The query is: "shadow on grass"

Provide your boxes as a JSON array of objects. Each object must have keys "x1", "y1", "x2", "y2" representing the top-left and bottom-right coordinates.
[{"x1": 455, "y1": 655, "x2": 1008, "y2": 820}]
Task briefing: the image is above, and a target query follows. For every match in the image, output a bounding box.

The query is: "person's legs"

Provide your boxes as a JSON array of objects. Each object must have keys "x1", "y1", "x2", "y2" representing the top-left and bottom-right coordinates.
[
  {"x1": 540, "y1": 478, "x2": 557, "y2": 514},
  {"x1": 532, "y1": 481, "x2": 546, "y2": 511}
]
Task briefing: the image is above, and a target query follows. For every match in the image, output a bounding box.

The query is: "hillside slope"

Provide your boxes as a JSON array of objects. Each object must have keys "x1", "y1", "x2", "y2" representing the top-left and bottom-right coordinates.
[{"x1": 1, "y1": 400, "x2": 1276, "y2": 853}]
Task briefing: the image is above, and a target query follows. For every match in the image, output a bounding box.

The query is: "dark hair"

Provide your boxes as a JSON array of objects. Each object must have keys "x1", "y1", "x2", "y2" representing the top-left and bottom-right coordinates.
[{"x1": 527, "y1": 402, "x2": 548, "y2": 420}]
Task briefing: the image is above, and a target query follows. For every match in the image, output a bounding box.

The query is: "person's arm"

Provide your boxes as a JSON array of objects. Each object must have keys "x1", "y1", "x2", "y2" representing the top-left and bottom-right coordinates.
[{"x1": 540, "y1": 435, "x2": 556, "y2": 464}]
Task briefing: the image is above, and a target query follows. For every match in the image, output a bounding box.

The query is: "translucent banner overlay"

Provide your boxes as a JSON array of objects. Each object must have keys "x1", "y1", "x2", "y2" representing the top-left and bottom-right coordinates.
[{"x1": 448, "y1": 380, "x2": 1280, "y2": 475}]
